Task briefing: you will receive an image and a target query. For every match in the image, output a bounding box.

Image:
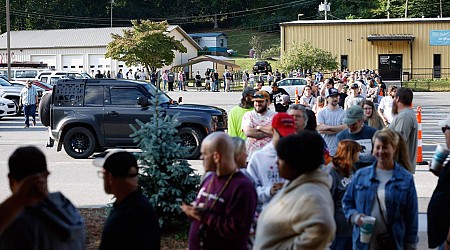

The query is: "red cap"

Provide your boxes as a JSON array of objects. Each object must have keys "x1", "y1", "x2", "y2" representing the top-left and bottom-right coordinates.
[{"x1": 272, "y1": 113, "x2": 296, "y2": 137}]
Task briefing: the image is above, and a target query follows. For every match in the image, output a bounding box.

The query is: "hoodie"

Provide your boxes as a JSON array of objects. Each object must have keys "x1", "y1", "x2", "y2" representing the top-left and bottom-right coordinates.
[
  {"x1": 254, "y1": 169, "x2": 336, "y2": 250},
  {"x1": 0, "y1": 192, "x2": 85, "y2": 250}
]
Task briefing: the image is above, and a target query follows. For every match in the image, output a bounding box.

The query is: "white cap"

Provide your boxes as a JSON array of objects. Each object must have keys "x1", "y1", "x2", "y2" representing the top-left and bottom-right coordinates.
[{"x1": 438, "y1": 116, "x2": 450, "y2": 127}]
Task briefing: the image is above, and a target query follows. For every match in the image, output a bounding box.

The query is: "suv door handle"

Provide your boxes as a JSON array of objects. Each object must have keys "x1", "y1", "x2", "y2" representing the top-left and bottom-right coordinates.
[{"x1": 107, "y1": 111, "x2": 118, "y2": 116}]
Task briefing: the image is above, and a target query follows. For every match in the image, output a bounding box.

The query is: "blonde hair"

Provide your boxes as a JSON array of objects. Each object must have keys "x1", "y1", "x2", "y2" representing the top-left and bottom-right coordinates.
[{"x1": 372, "y1": 128, "x2": 411, "y2": 172}]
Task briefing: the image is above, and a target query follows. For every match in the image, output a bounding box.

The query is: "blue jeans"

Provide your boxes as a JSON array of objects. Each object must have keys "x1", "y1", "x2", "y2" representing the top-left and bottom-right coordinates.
[{"x1": 23, "y1": 104, "x2": 36, "y2": 127}]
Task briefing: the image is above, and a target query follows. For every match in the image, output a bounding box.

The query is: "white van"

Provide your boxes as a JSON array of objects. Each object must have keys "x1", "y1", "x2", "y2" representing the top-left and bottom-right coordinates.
[
  {"x1": 0, "y1": 68, "x2": 44, "y2": 81},
  {"x1": 38, "y1": 71, "x2": 92, "y2": 85}
]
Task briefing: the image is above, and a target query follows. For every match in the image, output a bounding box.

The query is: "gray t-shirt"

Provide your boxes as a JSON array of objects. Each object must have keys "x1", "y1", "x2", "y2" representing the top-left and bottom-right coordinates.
[
  {"x1": 327, "y1": 164, "x2": 353, "y2": 237},
  {"x1": 317, "y1": 107, "x2": 345, "y2": 156},
  {"x1": 389, "y1": 108, "x2": 418, "y2": 173}
]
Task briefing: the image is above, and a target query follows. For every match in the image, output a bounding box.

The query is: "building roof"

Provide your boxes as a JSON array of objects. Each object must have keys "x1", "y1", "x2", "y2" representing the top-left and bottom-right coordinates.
[
  {"x1": 173, "y1": 55, "x2": 239, "y2": 71},
  {"x1": 0, "y1": 25, "x2": 201, "y2": 50},
  {"x1": 189, "y1": 32, "x2": 226, "y2": 38},
  {"x1": 281, "y1": 17, "x2": 450, "y2": 26}
]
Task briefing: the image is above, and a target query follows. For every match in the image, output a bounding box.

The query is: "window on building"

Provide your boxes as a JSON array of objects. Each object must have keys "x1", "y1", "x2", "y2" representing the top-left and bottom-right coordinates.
[
  {"x1": 220, "y1": 39, "x2": 224, "y2": 47},
  {"x1": 433, "y1": 54, "x2": 441, "y2": 78}
]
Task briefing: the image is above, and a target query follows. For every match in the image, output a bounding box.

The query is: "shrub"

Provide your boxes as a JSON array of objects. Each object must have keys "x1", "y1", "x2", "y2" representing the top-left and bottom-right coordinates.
[{"x1": 130, "y1": 91, "x2": 200, "y2": 227}]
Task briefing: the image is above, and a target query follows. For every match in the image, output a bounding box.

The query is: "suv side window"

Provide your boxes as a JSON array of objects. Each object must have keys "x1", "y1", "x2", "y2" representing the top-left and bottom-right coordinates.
[
  {"x1": 84, "y1": 86, "x2": 104, "y2": 106},
  {"x1": 108, "y1": 87, "x2": 144, "y2": 106}
]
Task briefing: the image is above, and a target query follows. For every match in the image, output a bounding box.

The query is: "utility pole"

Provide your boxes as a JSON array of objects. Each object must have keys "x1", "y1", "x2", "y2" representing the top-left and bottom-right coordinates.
[
  {"x1": 214, "y1": 14, "x2": 218, "y2": 29},
  {"x1": 6, "y1": 0, "x2": 11, "y2": 81},
  {"x1": 387, "y1": 0, "x2": 390, "y2": 19},
  {"x1": 110, "y1": 0, "x2": 114, "y2": 28},
  {"x1": 440, "y1": 0, "x2": 443, "y2": 18},
  {"x1": 405, "y1": 0, "x2": 408, "y2": 18},
  {"x1": 319, "y1": 1, "x2": 331, "y2": 20}
]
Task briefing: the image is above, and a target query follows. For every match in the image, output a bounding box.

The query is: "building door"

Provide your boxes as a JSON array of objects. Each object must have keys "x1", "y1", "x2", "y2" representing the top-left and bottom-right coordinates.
[
  {"x1": 378, "y1": 54, "x2": 402, "y2": 81},
  {"x1": 340, "y1": 55, "x2": 348, "y2": 71},
  {"x1": 433, "y1": 54, "x2": 441, "y2": 78}
]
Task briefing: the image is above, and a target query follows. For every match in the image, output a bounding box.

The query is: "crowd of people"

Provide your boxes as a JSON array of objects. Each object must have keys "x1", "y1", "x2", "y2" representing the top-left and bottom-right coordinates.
[{"x1": 1, "y1": 69, "x2": 450, "y2": 250}]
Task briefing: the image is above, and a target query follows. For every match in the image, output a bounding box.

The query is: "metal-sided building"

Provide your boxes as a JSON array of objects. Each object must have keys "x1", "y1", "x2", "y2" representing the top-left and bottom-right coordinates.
[
  {"x1": 280, "y1": 18, "x2": 450, "y2": 80},
  {"x1": 0, "y1": 25, "x2": 201, "y2": 77}
]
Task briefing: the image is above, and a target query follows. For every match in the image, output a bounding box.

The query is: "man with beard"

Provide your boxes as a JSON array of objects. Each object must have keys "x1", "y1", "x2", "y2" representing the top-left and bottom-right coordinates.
[
  {"x1": 317, "y1": 88, "x2": 346, "y2": 156},
  {"x1": 389, "y1": 87, "x2": 418, "y2": 173},
  {"x1": 242, "y1": 91, "x2": 276, "y2": 160},
  {"x1": 228, "y1": 87, "x2": 256, "y2": 139},
  {"x1": 337, "y1": 105, "x2": 377, "y2": 169},
  {"x1": 378, "y1": 85, "x2": 397, "y2": 126}
]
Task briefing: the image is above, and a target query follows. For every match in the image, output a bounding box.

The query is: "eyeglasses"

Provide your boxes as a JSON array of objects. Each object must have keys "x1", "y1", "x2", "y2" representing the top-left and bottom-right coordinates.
[{"x1": 442, "y1": 126, "x2": 450, "y2": 133}]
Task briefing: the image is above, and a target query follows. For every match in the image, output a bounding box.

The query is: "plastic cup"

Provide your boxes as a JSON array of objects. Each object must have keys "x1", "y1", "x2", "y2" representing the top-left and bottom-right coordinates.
[
  {"x1": 360, "y1": 216, "x2": 376, "y2": 243},
  {"x1": 430, "y1": 144, "x2": 449, "y2": 174}
]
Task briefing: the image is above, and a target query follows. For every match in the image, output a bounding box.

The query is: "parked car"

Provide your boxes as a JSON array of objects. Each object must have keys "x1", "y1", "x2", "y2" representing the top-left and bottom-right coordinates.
[
  {"x1": 0, "y1": 68, "x2": 44, "y2": 81},
  {"x1": 0, "y1": 77, "x2": 22, "y2": 113},
  {"x1": 261, "y1": 77, "x2": 308, "y2": 101},
  {"x1": 252, "y1": 61, "x2": 272, "y2": 74},
  {"x1": 0, "y1": 97, "x2": 17, "y2": 119},
  {"x1": 37, "y1": 71, "x2": 92, "y2": 85},
  {"x1": 40, "y1": 78, "x2": 228, "y2": 159}
]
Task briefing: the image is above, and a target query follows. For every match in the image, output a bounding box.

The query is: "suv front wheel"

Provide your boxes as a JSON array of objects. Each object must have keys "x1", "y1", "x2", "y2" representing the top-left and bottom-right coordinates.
[
  {"x1": 63, "y1": 127, "x2": 96, "y2": 159},
  {"x1": 179, "y1": 127, "x2": 204, "y2": 160}
]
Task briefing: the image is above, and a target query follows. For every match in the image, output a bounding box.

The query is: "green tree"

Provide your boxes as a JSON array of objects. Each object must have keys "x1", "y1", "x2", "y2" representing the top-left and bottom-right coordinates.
[
  {"x1": 130, "y1": 91, "x2": 200, "y2": 227},
  {"x1": 249, "y1": 35, "x2": 264, "y2": 59},
  {"x1": 105, "y1": 20, "x2": 187, "y2": 73},
  {"x1": 280, "y1": 42, "x2": 338, "y2": 72},
  {"x1": 261, "y1": 45, "x2": 280, "y2": 59}
]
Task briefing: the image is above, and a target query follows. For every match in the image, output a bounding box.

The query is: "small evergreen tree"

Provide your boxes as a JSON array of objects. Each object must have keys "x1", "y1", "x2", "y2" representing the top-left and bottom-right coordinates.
[{"x1": 130, "y1": 91, "x2": 200, "y2": 227}]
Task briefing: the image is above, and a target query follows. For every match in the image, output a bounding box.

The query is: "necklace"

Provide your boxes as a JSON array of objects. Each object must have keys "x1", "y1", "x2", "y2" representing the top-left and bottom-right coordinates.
[{"x1": 204, "y1": 172, "x2": 236, "y2": 210}]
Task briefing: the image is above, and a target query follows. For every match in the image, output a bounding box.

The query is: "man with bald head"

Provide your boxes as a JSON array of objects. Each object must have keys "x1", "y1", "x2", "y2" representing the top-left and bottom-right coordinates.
[{"x1": 182, "y1": 132, "x2": 257, "y2": 250}]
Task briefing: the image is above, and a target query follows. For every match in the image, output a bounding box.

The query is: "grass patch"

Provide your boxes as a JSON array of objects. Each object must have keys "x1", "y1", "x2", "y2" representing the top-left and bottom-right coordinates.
[
  {"x1": 226, "y1": 29, "x2": 280, "y2": 57},
  {"x1": 402, "y1": 78, "x2": 450, "y2": 92}
]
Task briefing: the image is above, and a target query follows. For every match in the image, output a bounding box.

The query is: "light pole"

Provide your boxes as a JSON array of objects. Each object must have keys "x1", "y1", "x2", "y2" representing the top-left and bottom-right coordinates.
[
  {"x1": 297, "y1": 13, "x2": 304, "y2": 21},
  {"x1": 110, "y1": 0, "x2": 114, "y2": 28},
  {"x1": 6, "y1": 0, "x2": 11, "y2": 81}
]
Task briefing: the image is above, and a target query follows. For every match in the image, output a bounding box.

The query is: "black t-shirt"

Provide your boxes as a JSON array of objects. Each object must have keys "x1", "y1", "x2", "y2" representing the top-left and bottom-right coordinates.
[{"x1": 99, "y1": 190, "x2": 160, "y2": 250}]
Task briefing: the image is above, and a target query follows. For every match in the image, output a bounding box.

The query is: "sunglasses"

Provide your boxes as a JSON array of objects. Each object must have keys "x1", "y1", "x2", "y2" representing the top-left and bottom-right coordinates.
[
  {"x1": 253, "y1": 94, "x2": 266, "y2": 99},
  {"x1": 442, "y1": 127, "x2": 450, "y2": 133}
]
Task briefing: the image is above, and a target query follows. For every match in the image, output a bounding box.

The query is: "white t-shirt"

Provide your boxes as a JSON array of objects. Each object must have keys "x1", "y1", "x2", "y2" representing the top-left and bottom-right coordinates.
[
  {"x1": 317, "y1": 107, "x2": 345, "y2": 156},
  {"x1": 299, "y1": 95, "x2": 316, "y2": 109},
  {"x1": 378, "y1": 96, "x2": 394, "y2": 123}
]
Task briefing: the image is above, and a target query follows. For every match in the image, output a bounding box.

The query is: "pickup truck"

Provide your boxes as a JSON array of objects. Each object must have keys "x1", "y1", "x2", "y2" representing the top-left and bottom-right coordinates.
[{"x1": 39, "y1": 78, "x2": 228, "y2": 159}]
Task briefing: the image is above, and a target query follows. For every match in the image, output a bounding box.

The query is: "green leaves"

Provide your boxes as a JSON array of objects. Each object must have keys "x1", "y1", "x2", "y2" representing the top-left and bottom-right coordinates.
[
  {"x1": 130, "y1": 90, "x2": 200, "y2": 228},
  {"x1": 105, "y1": 20, "x2": 186, "y2": 73},
  {"x1": 280, "y1": 41, "x2": 338, "y2": 72}
]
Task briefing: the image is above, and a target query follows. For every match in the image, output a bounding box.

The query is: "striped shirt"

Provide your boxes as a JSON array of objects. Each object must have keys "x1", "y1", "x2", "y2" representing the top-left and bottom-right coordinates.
[{"x1": 20, "y1": 85, "x2": 38, "y2": 106}]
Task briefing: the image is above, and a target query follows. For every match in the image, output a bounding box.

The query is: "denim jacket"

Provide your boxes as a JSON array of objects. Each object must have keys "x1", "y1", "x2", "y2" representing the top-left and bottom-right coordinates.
[{"x1": 342, "y1": 161, "x2": 419, "y2": 250}]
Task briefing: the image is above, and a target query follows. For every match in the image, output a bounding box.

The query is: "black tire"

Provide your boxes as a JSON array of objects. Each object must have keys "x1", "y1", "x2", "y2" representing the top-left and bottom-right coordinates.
[
  {"x1": 38, "y1": 93, "x2": 52, "y2": 127},
  {"x1": 63, "y1": 127, "x2": 96, "y2": 159},
  {"x1": 178, "y1": 127, "x2": 204, "y2": 159}
]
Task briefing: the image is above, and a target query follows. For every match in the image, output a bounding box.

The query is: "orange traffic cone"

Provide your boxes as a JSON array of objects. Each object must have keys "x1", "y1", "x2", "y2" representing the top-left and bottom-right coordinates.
[
  {"x1": 416, "y1": 106, "x2": 427, "y2": 165},
  {"x1": 295, "y1": 87, "x2": 299, "y2": 104}
]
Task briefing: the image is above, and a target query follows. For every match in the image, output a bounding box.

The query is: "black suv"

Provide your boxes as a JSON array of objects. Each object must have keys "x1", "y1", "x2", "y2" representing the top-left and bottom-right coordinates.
[
  {"x1": 39, "y1": 79, "x2": 227, "y2": 159},
  {"x1": 252, "y1": 61, "x2": 272, "y2": 74}
]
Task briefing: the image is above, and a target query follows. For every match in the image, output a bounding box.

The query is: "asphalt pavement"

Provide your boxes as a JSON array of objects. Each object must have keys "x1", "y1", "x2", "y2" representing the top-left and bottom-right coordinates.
[{"x1": 0, "y1": 89, "x2": 449, "y2": 249}]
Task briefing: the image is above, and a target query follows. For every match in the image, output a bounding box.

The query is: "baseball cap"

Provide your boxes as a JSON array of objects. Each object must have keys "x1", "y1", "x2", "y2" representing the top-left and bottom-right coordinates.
[
  {"x1": 252, "y1": 91, "x2": 270, "y2": 101},
  {"x1": 272, "y1": 113, "x2": 296, "y2": 137},
  {"x1": 8, "y1": 146, "x2": 48, "y2": 181},
  {"x1": 325, "y1": 88, "x2": 339, "y2": 98},
  {"x1": 93, "y1": 151, "x2": 138, "y2": 177},
  {"x1": 242, "y1": 87, "x2": 256, "y2": 97},
  {"x1": 438, "y1": 116, "x2": 450, "y2": 127},
  {"x1": 350, "y1": 83, "x2": 359, "y2": 89},
  {"x1": 343, "y1": 105, "x2": 364, "y2": 125}
]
